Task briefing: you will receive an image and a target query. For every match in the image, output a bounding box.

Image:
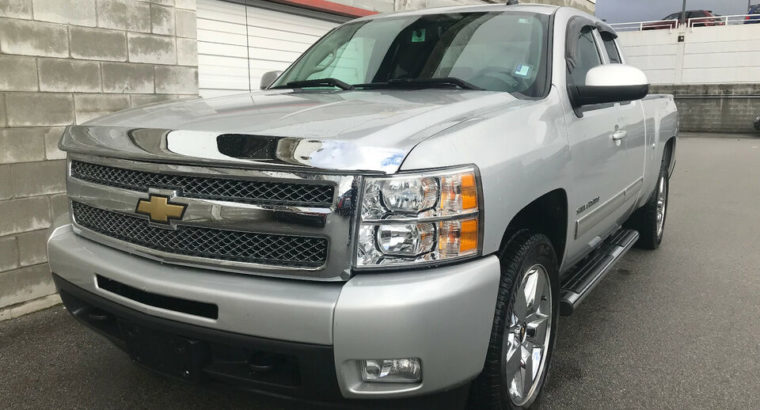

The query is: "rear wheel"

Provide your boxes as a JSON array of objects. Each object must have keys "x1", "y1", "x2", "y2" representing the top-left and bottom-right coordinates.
[
  {"x1": 469, "y1": 232, "x2": 559, "y2": 409},
  {"x1": 627, "y1": 164, "x2": 669, "y2": 250}
]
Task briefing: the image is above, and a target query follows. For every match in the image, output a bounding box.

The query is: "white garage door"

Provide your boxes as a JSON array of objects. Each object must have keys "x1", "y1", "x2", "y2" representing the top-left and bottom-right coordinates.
[{"x1": 197, "y1": 0, "x2": 339, "y2": 97}]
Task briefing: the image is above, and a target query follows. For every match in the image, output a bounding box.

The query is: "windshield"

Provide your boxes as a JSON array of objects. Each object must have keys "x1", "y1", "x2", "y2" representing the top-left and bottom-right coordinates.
[{"x1": 272, "y1": 11, "x2": 550, "y2": 97}]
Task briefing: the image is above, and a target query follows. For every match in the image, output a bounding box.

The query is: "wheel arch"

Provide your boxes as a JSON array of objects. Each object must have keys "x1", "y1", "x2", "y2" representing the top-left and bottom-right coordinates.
[
  {"x1": 498, "y1": 189, "x2": 568, "y2": 268},
  {"x1": 663, "y1": 136, "x2": 677, "y2": 178}
]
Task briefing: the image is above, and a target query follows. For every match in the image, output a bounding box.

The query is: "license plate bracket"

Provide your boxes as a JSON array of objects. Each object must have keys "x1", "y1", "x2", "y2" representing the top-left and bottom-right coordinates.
[{"x1": 120, "y1": 322, "x2": 209, "y2": 382}]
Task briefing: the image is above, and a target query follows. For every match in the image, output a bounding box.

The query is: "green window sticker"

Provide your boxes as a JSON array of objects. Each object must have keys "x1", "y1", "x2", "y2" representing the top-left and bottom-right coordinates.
[
  {"x1": 514, "y1": 64, "x2": 532, "y2": 77},
  {"x1": 411, "y1": 28, "x2": 426, "y2": 43}
]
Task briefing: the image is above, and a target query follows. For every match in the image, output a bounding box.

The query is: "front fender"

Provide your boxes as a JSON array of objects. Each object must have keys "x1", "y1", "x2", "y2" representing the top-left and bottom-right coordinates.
[{"x1": 400, "y1": 90, "x2": 571, "y2": 256}]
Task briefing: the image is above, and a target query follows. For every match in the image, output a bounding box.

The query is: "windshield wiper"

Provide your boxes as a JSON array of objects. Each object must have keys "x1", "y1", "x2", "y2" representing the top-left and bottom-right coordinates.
[
  {"x1": 273, "y1": 78, "x2": 355, "y2": 91},
  {"x1": 355, "y1": 77, "x2": 483, "y2": 90}
]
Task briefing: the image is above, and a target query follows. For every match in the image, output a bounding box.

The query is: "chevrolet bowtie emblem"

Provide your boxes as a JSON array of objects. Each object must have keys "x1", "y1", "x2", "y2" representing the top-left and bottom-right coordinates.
[{"x1": 135, "y1": 194, "x2": 187, "y2": 224}]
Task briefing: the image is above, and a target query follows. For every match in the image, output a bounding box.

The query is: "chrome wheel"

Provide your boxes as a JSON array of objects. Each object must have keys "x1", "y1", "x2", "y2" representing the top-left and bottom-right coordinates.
[
  {"x1": 656, "y1": 174, "x2": 667, "y2": 238},
  {"x1": 504, "y1": 264, "x2": 553, "y2": 407}
]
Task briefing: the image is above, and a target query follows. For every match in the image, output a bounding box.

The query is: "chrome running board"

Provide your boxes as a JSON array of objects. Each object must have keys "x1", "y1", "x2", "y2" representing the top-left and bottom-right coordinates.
[{"x1": 560, "y1": 229, "x2": 639, "y2": 316}]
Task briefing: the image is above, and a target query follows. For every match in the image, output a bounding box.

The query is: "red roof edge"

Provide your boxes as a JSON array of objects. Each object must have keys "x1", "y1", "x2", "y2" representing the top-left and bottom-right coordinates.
[{"x1": 269, "y1": 0, "x2": 378, "y2": 18}]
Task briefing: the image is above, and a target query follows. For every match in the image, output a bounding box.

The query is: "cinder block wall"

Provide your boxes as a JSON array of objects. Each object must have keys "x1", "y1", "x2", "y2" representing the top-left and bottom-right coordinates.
[
  {"x1": 651, "y1": 84, "x2": 760, "y2": 133},
  {"x1": 0, "y1": 0, "x2": 199, "y2": 314}
]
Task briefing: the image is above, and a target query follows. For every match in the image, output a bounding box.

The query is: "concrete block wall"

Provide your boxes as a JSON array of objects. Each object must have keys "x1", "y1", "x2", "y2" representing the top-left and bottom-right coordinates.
[
  {"x1": 651, "y1": 84, "x2": 760, "y2": 133},
  {"x1": 0, "y1": 0, "x2": 199, "y2": 313}
]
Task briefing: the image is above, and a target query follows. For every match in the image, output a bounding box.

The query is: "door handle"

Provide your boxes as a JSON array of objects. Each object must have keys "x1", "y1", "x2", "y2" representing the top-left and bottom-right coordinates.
[{"x1": 612, "y1": 130, "x2": 627, "y2": 141}]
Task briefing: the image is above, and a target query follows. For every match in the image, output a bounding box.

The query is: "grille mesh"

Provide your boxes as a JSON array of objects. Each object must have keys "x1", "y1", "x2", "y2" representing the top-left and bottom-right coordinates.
[
  {"x1": 72, "y1": 202, "x2": 328, "y2": 267},
  {"x1": 70, "y1": 161, "x2": 334, "y2": 207}
]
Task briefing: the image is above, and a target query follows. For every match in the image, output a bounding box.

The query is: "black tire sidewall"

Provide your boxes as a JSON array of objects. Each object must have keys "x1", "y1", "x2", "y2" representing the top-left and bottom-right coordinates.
[
  {"x1": 656, "y1": 169, "x2": 669, "y2": 245},
  {"x1": 628, "y1": 162, "x2": 670, "y2": 250},
  {"x1": 647, "y1": 167, "x2": 670, "y2": 248},
  {"x1": 473, "y1": 232, "x2": 560, "y2": 410}
]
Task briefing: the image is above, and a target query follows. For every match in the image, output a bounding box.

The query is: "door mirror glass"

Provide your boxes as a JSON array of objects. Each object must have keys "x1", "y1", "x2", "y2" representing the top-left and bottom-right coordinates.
[
  {"x1": 260, "y1": 71, "x2": 282, "y2": 90},
  {"x1": 570, "y1": 64, "x2": 649, "y2": 107}
]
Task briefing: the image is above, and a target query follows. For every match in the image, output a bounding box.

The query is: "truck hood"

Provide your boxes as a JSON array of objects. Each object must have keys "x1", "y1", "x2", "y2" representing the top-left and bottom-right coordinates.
[{"x1": 63, "y1": 89, "x2": 520, "y2": 173}]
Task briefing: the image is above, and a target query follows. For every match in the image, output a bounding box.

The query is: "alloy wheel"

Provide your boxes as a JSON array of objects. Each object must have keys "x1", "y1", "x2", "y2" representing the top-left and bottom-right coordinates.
[
  {"x1": 503, "y1": 264, "x2": 553, "y2": 407},
  {"x1": 656, "y1": 174, "x2": 668, "y2": 238}
]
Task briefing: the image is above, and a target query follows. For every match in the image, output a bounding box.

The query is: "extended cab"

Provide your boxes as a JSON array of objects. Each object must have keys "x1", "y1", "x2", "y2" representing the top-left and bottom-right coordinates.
[{"x1": 48, "y1": 4, "x2": 677, "y2": 409}]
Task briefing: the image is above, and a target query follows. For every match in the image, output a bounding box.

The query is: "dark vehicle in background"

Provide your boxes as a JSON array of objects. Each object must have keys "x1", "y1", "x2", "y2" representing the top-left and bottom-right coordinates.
[
  {"x1": 643, "y1": 10, "x2": 722, "y2": 29},
  {"x1": 754, "y1": 115, "x2": 760, "y2": 131},
  {"x1": 746, "y1": 5, "x2": 760, "y2": 24}
]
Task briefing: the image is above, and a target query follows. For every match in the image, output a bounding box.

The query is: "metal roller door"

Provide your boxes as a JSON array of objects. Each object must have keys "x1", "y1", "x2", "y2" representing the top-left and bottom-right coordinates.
[{"x1": 197, "y1": 0, "x2": 339, "y2": 97}]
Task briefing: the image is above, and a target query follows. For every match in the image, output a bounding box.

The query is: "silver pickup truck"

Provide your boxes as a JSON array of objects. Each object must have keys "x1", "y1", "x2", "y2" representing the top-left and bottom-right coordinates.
[{"x1": 48, "y1": 4, "x2": 677, "y2": 409}]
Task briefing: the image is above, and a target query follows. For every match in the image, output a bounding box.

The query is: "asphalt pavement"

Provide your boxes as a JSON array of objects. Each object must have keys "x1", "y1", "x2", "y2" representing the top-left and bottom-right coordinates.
[{"x1": 1, "y1": 136, "x2": 759, "y2": 409}]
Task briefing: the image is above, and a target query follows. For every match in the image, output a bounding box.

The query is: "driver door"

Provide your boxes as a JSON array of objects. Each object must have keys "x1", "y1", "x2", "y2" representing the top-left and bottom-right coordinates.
[{"x1": 563, "y1": 25, "x2": 635, "y2": 264}]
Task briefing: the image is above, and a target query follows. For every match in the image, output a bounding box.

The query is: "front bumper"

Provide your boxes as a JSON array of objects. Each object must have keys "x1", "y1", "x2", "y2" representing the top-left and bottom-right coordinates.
[
  {"x1": 48, "y1": 224, "x2": 500, "y2": 399},
  {"x1": 53, "y1": 273, "x2": 342, "y2": 400}
]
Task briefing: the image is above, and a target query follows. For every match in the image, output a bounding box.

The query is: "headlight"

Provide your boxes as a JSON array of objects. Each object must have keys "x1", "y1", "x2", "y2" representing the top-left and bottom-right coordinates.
[{"x1": 355, "y1": 166, "x2": 481, "y2": 269}]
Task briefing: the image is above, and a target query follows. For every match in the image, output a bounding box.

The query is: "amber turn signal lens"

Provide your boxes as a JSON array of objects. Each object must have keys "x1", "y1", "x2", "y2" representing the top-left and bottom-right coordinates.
[
  {"x1": 440, "y1": 171, "x2": 479, "y2": 212},
  {"x1": 459, "y1": 219, "x2": 478, "y2": 253},
  {"x1": 438, "y1": 217, "x2": 479, "y2": 258},
  {"x1": 460, "y1": 174, "x2": 478, "y2": 210}
]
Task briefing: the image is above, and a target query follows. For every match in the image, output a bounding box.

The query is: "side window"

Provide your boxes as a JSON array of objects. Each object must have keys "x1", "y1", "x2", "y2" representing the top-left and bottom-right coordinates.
[
  {"x1": 601, "y1": 34, "x2": 622, "y2": 64},
  {"x1": 568, "y1": 27, "x2": 602, "y2": 86}
]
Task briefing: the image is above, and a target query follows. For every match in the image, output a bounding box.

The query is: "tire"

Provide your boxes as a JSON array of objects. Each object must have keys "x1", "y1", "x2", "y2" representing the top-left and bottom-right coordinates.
[
  {"x1": 469, "y1": 231, "x2": 559, "y2": 410},
  {"x1": 626, "y1": 161, "x2": 670, "y2": 250}
]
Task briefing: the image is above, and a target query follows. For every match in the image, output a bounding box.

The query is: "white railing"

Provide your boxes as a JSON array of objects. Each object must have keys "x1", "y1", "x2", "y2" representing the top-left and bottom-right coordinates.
[
  {"x1": 689, "y1": 14, "x2": 760, "y2": 27},
  {"x1": 610, "y1": 14, "x2": 760, "y2": 32},
  {"x1": 609, "y1": 19, "x2": 678, "y2": 32},
  {"x1": 610, "y1": 20, "x2": 678, "y2": 31}
]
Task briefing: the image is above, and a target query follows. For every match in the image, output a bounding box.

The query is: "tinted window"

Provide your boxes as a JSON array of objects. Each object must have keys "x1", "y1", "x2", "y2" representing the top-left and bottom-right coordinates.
[
  {"x1": 273, "y1": 12, "x2": 550, "y2": 96},
  {"x1": 568, "y1": 28, "x2": 601, "y2": 86},
  {"x1": 601, "y1": 35, "x2": 621, "y2": 64}
]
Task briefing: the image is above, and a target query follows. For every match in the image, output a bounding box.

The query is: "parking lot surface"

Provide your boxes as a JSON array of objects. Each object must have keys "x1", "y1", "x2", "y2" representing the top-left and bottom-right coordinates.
[{"x1": 1, "y1": 136, "x2": 759, "y2": 409}]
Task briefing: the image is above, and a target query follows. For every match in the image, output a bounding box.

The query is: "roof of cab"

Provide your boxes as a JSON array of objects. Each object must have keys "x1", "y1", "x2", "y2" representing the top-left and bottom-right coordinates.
[{"x1": 351, "y1": 3, "x2": 560, "y2": 22}]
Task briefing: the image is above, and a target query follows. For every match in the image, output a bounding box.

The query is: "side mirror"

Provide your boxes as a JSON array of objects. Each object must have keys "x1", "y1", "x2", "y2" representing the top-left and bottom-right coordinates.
[
  {"x1": 260, "y1": 71, "x2": 283, "y2": 90},
  {"x1": 570, "y1": 64, "x2": 649, "y2": 108}
]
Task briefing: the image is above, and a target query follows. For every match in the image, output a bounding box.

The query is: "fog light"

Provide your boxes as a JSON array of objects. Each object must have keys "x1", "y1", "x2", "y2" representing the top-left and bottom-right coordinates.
[{"x1": 360, "y1": 358, "x2": 422, "y2": 383}]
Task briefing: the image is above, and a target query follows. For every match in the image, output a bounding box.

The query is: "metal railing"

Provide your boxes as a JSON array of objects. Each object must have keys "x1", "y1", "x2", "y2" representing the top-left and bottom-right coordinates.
[
  {"x1": 609, "y1": 19, "x2": 678, "y2": 32},
  {"x1": 688, "y1": 14, "x2": 760, "y2": 27},
  {"x1": 609, "y1": 14, "x2": 760, "y2": 32}
]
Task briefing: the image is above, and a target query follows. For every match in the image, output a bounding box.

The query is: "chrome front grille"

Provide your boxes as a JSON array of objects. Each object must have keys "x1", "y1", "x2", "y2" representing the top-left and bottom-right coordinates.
[
  {"x1": 66, "y1": 155, "x2": 359, "y2": 281},
  {"x1": 72, "y1": 202, "x2": 328, "y2": 267},
  {"x1": 71, "y1": 160, "x2": 334, "y2": 207}
]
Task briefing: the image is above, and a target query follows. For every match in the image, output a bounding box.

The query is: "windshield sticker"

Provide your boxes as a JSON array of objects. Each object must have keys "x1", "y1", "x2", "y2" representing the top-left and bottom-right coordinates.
[
  {"x1": 411, "y1": 29, "x2": 426, "y2": 43},
  {"x1": 514, "y1": 64, "x2": 532, "y2": 77}
]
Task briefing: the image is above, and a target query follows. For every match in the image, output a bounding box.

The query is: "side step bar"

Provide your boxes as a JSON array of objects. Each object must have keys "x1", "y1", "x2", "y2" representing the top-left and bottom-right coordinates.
[{"x1": 560, "y1": 229, "x2": 639, "y2": 316}]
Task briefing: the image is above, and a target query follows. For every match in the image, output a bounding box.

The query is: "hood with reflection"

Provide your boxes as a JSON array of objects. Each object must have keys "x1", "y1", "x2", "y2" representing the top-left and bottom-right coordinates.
[{"x1": 63, "y1": 89, "x2": 521, "y2": 173}]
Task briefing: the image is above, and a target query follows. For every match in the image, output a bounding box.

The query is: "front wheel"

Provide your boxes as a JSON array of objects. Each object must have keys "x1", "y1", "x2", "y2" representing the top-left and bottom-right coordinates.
[{"x1": 469, "y1": 232, "x2": 559, "y2": 409}]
